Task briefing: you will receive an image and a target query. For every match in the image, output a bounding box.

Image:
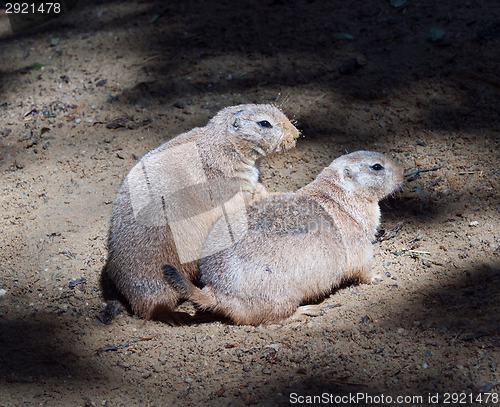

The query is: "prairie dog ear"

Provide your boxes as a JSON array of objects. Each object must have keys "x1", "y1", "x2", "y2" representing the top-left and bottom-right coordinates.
[
  {"x1": 343, "y1": 167, "x2": 353, "y2": 180},
  {"x1": 232, "y1": 117, "x2": 240, "y2": 130},
  {"x1": 232, "y1": 108, "x2": 247, "y2": 131}
]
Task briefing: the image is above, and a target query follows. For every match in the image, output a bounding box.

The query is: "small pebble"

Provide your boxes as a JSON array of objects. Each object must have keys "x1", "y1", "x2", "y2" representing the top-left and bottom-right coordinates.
[
  {"x1": 0, "y1": 289, "x2": 7, "y2": 296},
  {"x1": 469, "y1": 221, "x2": 479, "y2": 226},
  {"x1": 339, "y1": 58, "x2": 363, "y2": 75},
  {"x1": 69, "y1": 278, "x2": 86, "y2": 288}
]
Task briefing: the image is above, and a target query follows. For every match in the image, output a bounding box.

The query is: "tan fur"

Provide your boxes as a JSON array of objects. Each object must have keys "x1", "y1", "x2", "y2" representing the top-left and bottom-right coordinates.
[
  {"x1": 102, "y1": 104, "x2": 300, "y2": 320},
  {"x1": 178, "y1": 151, "x2": 404, "y2": 325}
]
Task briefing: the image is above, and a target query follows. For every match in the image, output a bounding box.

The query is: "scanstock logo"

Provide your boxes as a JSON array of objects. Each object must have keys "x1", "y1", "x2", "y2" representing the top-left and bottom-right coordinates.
[{"x1": 127, "y1": 142, "x2": 249, "y2": 264}]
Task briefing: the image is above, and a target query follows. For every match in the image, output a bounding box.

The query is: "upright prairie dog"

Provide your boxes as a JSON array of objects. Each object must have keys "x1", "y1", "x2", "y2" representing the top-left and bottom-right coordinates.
[
  {"x1": 102, "y1": 104, "x2": 300, "y2": 321},
  {"x1": 164, "y1": 151, "x2": 404, "y2": 325}
]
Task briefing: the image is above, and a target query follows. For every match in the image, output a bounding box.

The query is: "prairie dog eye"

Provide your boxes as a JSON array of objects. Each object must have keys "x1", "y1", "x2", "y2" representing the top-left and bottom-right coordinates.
[
  {"x1": 257, "y1": 120, "x2": 273, "y2": 128},
  {"x1": 370, "y1": 163, "x2": 384, "y2": 171}
]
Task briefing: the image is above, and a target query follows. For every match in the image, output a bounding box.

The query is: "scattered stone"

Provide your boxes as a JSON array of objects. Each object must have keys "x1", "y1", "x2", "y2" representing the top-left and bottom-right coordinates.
[
  {"x1": 69, "y1": 278, "x2": 86, "y2": 288},
  {"x1": 339, "y1": 58, "x2": 363, "y2": 75},
  {"x1": 98, "y1": 301, "x2": 124, "y2": 325},
  {"x1": 42, "y1": 109, "x2": 56, "y2": 118},
  {"x1": 8, "y1": 160, "x2": 25, "y2": 171}
]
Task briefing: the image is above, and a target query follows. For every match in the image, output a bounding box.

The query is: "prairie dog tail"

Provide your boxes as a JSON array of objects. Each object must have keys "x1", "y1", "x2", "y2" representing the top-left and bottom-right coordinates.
[{"x1": 162, "y1": 264, "x2": 217, "y2": 309}]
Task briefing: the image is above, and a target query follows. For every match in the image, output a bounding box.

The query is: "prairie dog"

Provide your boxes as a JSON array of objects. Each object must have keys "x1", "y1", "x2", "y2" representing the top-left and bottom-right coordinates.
[
  {"x1": 164, "y1": 151, "x2": 404, "y2": 325},
  {"x1": 102, "y1": 104, "x2": 300, "y2": 321}
]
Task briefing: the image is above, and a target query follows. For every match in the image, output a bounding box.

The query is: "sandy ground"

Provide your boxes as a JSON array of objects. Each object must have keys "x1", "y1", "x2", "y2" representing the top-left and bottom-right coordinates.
[{"x1": 0, "y1": 1, "x2": 499, "y2": 406}]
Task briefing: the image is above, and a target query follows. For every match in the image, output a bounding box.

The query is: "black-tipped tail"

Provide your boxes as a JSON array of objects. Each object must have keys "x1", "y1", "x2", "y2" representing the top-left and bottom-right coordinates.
[
  {"x1": 162, "y1": 264, "x2": 218, "y2": 310},
  {"x1": 162, "y1": 264, "x2": 189, "y2": 296}
]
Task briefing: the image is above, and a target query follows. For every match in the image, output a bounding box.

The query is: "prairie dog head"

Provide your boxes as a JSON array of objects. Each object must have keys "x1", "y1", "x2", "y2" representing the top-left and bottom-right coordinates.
[
  {"x1": 210, "y1": 104, "x2": 300, "y2": 158},
  {"x1": 330, "y1": 151, "x2": 404, "y2": 201}
]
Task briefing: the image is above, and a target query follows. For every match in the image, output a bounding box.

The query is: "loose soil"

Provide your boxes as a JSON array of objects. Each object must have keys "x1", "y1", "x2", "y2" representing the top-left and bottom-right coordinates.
[{"x1": 0, "y1": 1, "x2": 499, "y2": 406}]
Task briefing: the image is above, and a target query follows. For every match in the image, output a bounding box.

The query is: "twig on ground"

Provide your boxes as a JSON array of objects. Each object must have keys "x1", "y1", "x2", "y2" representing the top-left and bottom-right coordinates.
[
  {"x1": 402, "y1": 249, "x2": 431, "y2": 255},
  {"x1": 376, "y1": 221, "x2": 404, "y2": 242},
  {"x1": 97, "y1": 333, "x2": 161, "y2": 353},
  {"x1": 404, "y1": 166, "x2": 445, "y2": 177},
  {"x1": 429, "y1": 176, "x2": 442, "y2": 188}
]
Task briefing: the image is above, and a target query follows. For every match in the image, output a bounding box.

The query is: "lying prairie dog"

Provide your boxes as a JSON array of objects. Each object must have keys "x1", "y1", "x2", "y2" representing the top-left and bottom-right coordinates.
[{"x1": 163, "y1": 151, "x2": 404, "y2": 325}]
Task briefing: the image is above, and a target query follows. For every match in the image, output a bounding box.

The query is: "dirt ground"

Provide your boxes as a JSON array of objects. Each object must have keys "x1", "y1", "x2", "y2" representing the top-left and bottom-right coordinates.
[{"x1": 1, "y1": 1, "x2": 499, "y2": 406}]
